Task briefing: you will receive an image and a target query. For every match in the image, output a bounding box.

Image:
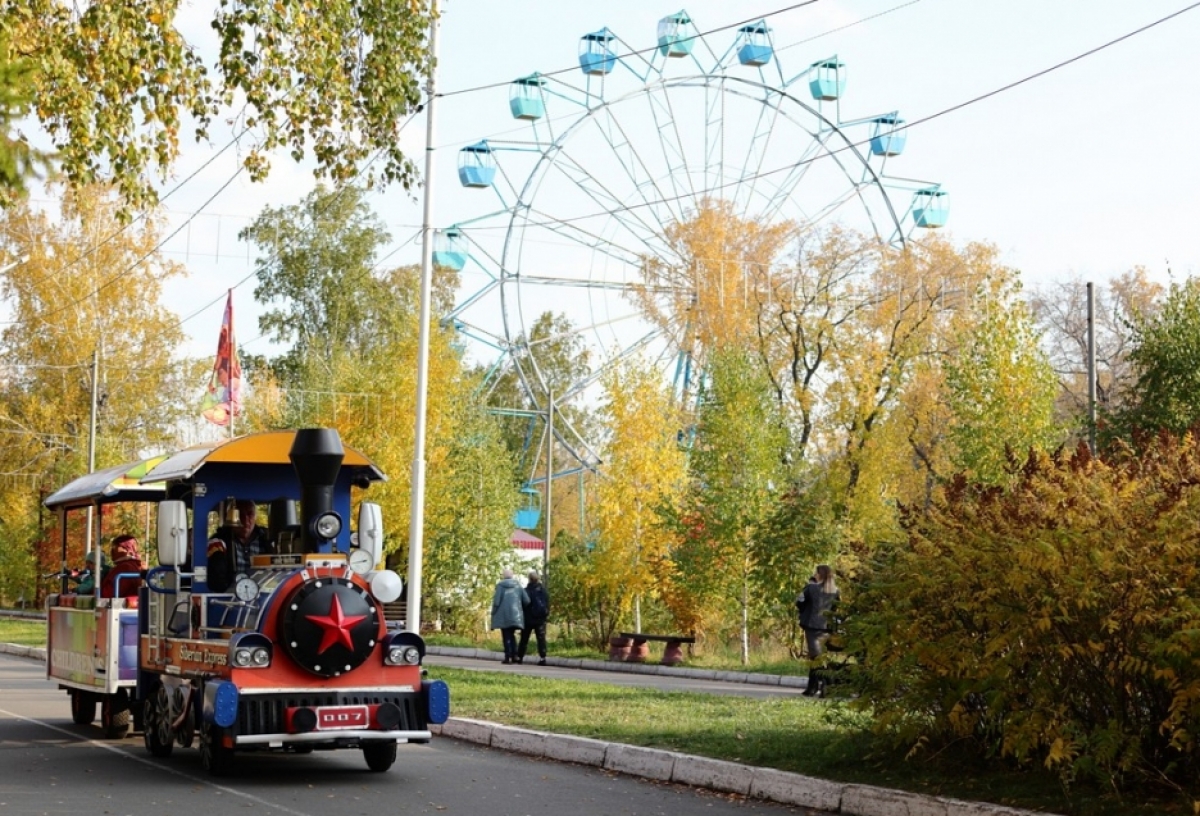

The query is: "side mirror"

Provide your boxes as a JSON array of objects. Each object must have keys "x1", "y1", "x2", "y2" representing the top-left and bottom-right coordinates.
[
  {"x1": 157, "y1": 500, "x2": 189, "y2": 567},
  {"x1": 357, "y1": 501, "x2": 383, "y2": 564}
]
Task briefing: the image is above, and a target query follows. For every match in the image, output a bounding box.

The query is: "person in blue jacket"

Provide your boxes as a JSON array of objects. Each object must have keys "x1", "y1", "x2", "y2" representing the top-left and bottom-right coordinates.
[{"x1": 490, "y1": 569, "x2": 529, "y2": 665}]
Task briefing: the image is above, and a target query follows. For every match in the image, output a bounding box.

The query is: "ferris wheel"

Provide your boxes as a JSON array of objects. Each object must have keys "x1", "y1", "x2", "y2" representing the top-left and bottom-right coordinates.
[{"x1": 437, "y1": 10, "x2": 949, "y2": 470}]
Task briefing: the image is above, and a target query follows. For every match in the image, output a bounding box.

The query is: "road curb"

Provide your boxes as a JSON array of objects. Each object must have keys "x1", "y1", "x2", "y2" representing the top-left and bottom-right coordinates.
[{"x1": 432, "y1": 717, "x2": 1051, "y2": 816}]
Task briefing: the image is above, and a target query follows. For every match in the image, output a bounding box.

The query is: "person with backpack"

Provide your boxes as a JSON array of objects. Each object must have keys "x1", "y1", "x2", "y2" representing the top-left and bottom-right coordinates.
[{"x1": 516, "y1": 569, "x2": 550, "y2": 665}]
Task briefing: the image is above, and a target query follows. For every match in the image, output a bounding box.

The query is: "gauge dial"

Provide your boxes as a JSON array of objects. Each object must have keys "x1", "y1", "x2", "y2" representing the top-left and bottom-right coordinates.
[{"x1": 349, "y1": 548, "x2": 375, "y2": 576}]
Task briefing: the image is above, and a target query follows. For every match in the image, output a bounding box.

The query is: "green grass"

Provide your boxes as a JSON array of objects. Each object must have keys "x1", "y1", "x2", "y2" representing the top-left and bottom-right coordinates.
[
  {"x1": 0, "y1": 618, "x2": 46, "y2": 647},
  {"x1": 4, "y1": 619, "x2": 1189, "y2": 814},
  {"x1": 435, "y1": 667, "x2": 1194, "y2": 816}
]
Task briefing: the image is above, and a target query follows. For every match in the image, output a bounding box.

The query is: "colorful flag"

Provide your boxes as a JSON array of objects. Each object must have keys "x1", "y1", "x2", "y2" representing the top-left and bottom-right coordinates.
[{"x1": 201, "y1": 291, "x2": 242, "y2": 427}]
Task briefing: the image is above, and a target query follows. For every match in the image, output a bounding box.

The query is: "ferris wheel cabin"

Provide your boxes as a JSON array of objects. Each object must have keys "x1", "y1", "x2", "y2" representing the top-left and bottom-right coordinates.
[
  {"x1": 579, "y1": 29, "x2": 617, "y2": 75},
  {"x1": 657, "y1": 12, "x2": 697, "y2": 58},
  {"x1": 809, "y1": 58, "x2": 846, "y2": 101},
  {"x1": 869, "y1": 115, "x2": 907, "y2": 157},
  {"x1": 458, "y1": 142, "x2": 496, "y2": 188},
  {"x1": 736, "y1": 22, "x2": 773, "y2": 67},
  {"x1": 514, "y1": 486, "x2": 542, "y2": 530},
  {"x1": 510, "y1": 74, "x2": 546, "y2": 120},
  {"x1": 913, "y1": 187, "x2": 950, "y2": 228},
  {"x1": 433, "y1": 228, "x2": 468, "y2": 271}
]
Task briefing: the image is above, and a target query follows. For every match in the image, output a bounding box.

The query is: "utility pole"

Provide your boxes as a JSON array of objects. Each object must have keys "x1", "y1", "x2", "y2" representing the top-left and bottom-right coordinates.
[
  {"x1": 407, "y1": 0, "x2": 441, "y2": 634},
  {"x1": 544, "y1": 389, "x2": 553, "y2": 581},
  {"x1": 85, "y1": 349, "x2": 100, "y2": 566},
  {"x1": 1087, "y1": 281, "x2": 1097, "y2": 453}
]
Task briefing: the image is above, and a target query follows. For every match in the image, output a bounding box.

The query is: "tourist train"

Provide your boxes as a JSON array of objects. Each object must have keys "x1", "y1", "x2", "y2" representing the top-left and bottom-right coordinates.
[{"x1": 43, "y1": 428, "x2": 448, "y2": 775}]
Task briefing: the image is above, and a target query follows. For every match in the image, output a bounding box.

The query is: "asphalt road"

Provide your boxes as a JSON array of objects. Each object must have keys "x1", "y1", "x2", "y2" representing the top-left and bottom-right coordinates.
[{"x1": 0, "y1": 653, "x2": 812, "y2": 816}]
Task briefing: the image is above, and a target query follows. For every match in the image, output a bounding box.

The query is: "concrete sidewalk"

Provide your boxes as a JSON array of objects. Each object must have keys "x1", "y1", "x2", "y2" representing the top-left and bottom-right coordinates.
[{"x1": 1, "y1": 641, "x2": 1051, "y2": 816}]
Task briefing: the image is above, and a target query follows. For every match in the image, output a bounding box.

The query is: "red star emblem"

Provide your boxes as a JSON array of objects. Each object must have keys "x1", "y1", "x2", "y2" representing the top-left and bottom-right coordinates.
[{"x1": 305, "y1": 593, "x2": 368, "y2": 654}]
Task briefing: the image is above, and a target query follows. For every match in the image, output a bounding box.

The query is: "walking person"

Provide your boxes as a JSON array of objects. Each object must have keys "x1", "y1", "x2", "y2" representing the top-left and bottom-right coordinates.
[
  {"x1": 796, "y1": 564, "x2": 839, "y2": 696},
  {"x1": 490, "y1": 568, "x2": 529, "y2": 665},
  {"x1": 516, "y1": 569, "x2": 549, "y2": 665}
]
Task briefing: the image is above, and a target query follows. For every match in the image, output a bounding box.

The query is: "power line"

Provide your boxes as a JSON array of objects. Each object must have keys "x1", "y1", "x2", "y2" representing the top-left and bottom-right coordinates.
[
  {"x1": 456, "y1": 1, "x2": 1200, "y2": 235},
  {"x1": 436, "y1": 1, "x2": 823, "y2": 99},
  {"x1": 775, "y1": 0, "x2": 922, "y2": 54}
]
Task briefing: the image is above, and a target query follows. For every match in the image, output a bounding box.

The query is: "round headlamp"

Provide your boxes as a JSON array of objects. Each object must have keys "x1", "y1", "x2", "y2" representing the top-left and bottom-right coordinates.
[{"x1": 314, "y1": 512, "x2": 342, "y2": 540}]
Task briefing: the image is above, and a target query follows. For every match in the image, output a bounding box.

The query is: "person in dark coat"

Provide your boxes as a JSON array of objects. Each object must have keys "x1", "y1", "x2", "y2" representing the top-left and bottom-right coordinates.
[
  {"x1": 796, "y1": 564, "x2": 839, "y2": 696},
  {"x1": 207, "y1": 499, "x2": 274, "y2": 592},
  {"x1": 490, "y1": 569, "x2": 529, "y2": 664},
  {"x1": 516, "y1": 569, "x2": 550, "y2": 665}
]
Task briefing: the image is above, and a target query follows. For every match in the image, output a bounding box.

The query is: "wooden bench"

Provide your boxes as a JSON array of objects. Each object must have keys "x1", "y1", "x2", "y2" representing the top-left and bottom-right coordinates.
[{"x1": 614, "y1": 632, "x2": 696, "y2": 666}]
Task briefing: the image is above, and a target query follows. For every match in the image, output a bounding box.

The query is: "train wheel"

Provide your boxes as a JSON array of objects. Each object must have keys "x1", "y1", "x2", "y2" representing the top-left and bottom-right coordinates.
[
  {"x1": 101, "y1": 693, "x2": 131, "y2": 739},
  {"x1": 174, "y1": 686, "x2": 195, "y2": 749},
  {"x1": 142, "y1": 684, "x2": 174, "y2": 758},
  {"x1": 70, "y1": 690, "x2": 95, "y2": 725},
  {"x1": 362, "y1": 741, "x2": 397, "y2": 772},
  {"x1": 200, "y1": 722, "x2": 235, "y2": 776}
]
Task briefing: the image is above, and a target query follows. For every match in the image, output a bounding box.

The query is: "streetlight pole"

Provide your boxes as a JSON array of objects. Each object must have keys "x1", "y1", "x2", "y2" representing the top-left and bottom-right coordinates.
[
  {"x1": 407, "y1": 0, "x2": 441, "y2": 634},
  {"x1": 544, "y1": 389, "x2": 553, "y2": 581}
]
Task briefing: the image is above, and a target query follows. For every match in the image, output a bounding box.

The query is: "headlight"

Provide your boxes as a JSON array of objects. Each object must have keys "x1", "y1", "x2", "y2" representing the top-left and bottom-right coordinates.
[
  {"x1": 252, "y1": 647, "x2": 271, "y2": 666},
  {"x1": 387, "y1": 646, "x2": 406, "y2": 665},
  {"x1": 402, "y1": 646, "x2": 421, "y2": 665},
  {"x1": 233, "y1": 649, "x2": 253, "y2": 667},
  {"x1": 314, "y1": 512, "x2": 342, "y2": 540}
]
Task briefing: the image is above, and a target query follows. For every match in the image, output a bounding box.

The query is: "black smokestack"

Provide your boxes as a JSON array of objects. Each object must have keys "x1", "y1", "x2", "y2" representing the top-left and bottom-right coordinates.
[{"x1": 289, "y1": 428, "x2": 345, "y2": 553}]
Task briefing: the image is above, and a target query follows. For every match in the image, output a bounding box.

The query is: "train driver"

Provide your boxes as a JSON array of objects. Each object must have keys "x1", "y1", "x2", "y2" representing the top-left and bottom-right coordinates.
[{"x1": 207, "y1": 499, "x2": 274, "y2": 592}]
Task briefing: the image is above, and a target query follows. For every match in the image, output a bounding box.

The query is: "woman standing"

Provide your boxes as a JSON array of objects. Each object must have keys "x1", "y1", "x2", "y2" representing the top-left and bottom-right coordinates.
[
  {"x1": 797, "y1": 564, "x2": 839, "y2": 696},
  {"x1": 490, "y1": 569, "x2": 529, "y2": 665}
]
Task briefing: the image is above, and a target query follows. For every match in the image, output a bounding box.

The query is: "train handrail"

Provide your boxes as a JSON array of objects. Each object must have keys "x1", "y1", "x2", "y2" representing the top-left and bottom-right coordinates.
[{"x1": 145, "y1": 565, "x2": 194, "y2": 595}]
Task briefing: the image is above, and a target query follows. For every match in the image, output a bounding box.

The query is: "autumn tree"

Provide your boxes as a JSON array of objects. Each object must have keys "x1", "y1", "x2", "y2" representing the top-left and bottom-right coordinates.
[
  {"x1": 238, "y1": 189, "x2": 516, "y2": 630},
  {"x1": 943, "y1": 275, "x2": 1061, "y2": 485},
  {"x1": 4, "y1": 0, "x2": 432, "y2": 210},
  {"x1": 589, "y1": 356, "x2": 688, "y2": 641},
  {"x1": 0, "y1": 185, "x2": 192, "y2": 600},
  {"x1": 849, "y1": 438, "x2": 1200, "y2": 792},
  {"x1": 670, "y1": 348, "x2": 789, "y2": 662},
  {"x1": 0, "y1": 38, "x2": 48, "y2": 197},
  {"x1": 1029, "y1": 269, "x2": 1161, "y2": 437},
  {"x1": 1112, "y1": 276, "x2": 1200, "y2": 439}
]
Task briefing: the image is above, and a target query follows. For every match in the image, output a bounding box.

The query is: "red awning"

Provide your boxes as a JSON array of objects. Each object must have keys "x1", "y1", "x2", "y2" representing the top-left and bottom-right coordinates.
[{"x1": 511, "y1": 529, "x2": 545, "y2": 551}]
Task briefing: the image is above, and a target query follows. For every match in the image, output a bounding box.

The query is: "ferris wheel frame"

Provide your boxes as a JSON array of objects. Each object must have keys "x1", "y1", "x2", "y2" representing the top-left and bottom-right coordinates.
[{"x1": 438, "y1": 11, "x2": 949, "y2": 478}]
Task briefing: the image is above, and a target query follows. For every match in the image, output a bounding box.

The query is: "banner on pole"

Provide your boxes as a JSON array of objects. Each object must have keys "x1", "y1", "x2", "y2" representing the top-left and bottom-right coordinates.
[{"x1": 201, "y1": 291, "x2": 241, "y2": 427}]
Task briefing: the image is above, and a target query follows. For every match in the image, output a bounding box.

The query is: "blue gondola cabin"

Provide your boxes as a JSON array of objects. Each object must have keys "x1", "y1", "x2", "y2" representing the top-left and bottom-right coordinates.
[
  {"x1": 809, "y1": 58, "x2": 846, "y2": 101},
  {"x1": 736, "y1": 22, "x2": 772, "y2": 67},
  {"x1": 432, "y1": 228, "x2": 468, "y2": 271},
  {"x1": 657, "y1": 12, "x2": 696, "y2": 58},
  {"x1": 869, "y1": 116, "x2": 907, "y2": 157},
  {"x1": 579, "y1": 29, "x2": 617, "y2": 76},
  {"x1": 514, "y1": 486, "x2": 542, "y2": 530},
  {"x1": 510, "y1": 75, "x2": 546, "y2": 121},
  {"x1": 913, "y1": 187, "x2": 950, "y2": 228},
  {"x1": 458, "y1": 142, "x2": 496, "y2": 188}
]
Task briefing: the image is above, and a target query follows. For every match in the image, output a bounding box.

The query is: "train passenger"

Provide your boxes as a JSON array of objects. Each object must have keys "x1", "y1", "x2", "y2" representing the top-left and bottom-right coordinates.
[
  {"x1": 207, "y1": 499, "x2": 274, "y2": 592},
  {"x1": 74, "y1": 550, "x2": 109, "y2": 594},
  {"x1": 101, "y1": 534, "x2": 145, "y2": 598}
]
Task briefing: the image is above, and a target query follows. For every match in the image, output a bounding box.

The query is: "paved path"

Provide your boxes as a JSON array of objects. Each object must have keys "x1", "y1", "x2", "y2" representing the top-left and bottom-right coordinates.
[{"x1": 425, "y1": 646, "x2": 813, "y2": 698}]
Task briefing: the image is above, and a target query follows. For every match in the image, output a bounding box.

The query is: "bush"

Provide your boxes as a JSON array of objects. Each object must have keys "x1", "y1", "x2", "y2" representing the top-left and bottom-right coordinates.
[{"x1": 847, "y1": 436, "x2": 1200, "y2": 795}]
